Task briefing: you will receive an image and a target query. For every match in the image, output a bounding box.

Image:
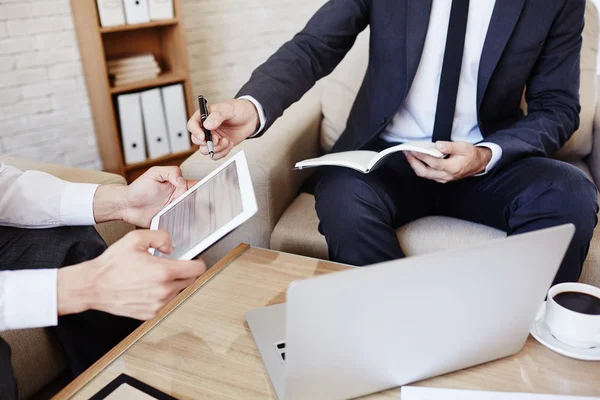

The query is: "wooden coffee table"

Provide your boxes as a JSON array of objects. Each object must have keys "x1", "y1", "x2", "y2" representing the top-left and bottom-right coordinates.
[{"x1": 54, "y1": 245, "x2": 600, "y2": 399}]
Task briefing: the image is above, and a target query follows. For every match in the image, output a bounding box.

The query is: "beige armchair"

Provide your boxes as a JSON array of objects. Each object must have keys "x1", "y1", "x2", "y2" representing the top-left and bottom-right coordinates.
[
  {"x1": 181, "y1": 1, "x2": 600, "y2": 288},
  {"x1": 0, "y1": 157, "x2": 134, "y2": 399}
]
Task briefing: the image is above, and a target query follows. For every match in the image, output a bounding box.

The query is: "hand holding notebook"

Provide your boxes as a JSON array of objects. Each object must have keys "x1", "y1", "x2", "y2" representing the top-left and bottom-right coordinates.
[{"x1": 294, "y1": 141, "x2": 446, "y2": 174}]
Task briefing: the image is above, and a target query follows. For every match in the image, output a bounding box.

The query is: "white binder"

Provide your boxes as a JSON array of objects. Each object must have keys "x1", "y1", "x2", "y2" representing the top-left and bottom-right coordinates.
[
  {"x1": 117, "y1": 93, "x2": 147, "y2": 165},
  {"x1": 96, "y1": 0, "x2": 126, "y2": 27},
  {"x1": 161, "y1": 84, "x2": 191, "y2": 153},
  {"x1": 123, "y1": 0, "x2": 150, "y2": 24},
  {"x1": 140, "y1": 88, "x2": 171, "y2": 159},
  {"x1": 148, "y1": 0, "x2": 174, "y2": 20}
]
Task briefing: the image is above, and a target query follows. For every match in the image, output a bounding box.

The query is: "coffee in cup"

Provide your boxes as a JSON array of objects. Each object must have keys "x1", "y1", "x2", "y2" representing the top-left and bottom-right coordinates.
[{"x1": 544, "y1": 283, "x2": 600, "y2": 349}]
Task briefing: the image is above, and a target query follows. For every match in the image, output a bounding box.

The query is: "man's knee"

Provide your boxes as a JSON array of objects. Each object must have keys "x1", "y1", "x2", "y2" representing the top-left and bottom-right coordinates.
[
  {"x1": 0, "y1": 225, "x2": 107, "y2": 270},
  {"x1": 61, "y1": 226, "x2": 107, "y2": 266},
  {"x1": 314, "y1": 169, "x2": 385, "y2": 226},
  {"x1": 519, "y1": 159, "x2": 598, "y2": 237}
]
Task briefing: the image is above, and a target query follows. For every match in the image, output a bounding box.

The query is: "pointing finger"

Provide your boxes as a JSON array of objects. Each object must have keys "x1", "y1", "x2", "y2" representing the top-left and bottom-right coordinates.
[{"x1": 187, "y1": 110, "x2": 205, "y2": 142}]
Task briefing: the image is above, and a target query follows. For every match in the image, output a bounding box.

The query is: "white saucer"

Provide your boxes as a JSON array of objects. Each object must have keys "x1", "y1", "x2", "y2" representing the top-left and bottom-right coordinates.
[{"x1": 530, "y1": 301, "x2": 600, "y2": 361}]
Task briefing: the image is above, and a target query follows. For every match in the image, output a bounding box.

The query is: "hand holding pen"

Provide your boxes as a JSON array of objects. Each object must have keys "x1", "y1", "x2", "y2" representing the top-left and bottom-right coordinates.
[
  {"x1": 197, "y1": 96, "x2": 214, "y2": 159},
  {"x1": 187, "y1": 97, "x2": 261, "y2": 160}
]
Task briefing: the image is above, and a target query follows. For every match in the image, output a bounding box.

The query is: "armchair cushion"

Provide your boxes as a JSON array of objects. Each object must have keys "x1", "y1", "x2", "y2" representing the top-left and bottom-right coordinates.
[
  {"x1": 272, "y1": 160, "x2": 600, "y2": 288},
  {"x1": 271, "y1": 193, "x2": 505, "y2": 262}
]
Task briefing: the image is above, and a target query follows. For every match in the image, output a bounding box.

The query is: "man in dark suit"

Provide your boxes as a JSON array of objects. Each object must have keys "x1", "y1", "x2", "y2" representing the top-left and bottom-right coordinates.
[{"x1": 188, "y1": 0, "x2": 599, "y2": 284}]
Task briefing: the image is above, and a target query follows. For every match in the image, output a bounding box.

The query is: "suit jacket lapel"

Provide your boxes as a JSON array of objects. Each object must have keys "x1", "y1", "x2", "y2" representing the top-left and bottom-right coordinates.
[
  {"x1": 477, "y1": 0, "x2": 526, "y2": 108},
  {"x1": 405, "y1": 0, "x2": 433, "y2": 93}
]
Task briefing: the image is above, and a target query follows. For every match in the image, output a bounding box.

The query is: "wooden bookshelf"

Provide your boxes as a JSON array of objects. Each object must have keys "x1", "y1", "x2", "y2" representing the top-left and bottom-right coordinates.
[
  {"x1": 70, "y1": 0, "x2": 198, "y2": 182},
  {"x1": 109, "y1": 72, "x2": 187, "y2": 95},
  {"x1": 99, "y1": 18, "x2": 178, "y2": 34}
]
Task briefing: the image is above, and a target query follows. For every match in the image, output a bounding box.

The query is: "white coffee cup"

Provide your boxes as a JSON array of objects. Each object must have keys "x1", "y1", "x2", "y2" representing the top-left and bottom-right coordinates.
[{"x1": 544, "y1": 282, "x2": 600, "y2": 349}]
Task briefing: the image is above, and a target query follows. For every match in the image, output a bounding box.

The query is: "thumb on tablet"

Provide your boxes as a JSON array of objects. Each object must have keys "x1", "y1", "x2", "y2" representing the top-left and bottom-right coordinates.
[
  {"x1": 124, "y1": 230, "x2": 174, "y2": 254},
  {"x1": 167, "y1": 259, "x2": 207, "y2": 280}
]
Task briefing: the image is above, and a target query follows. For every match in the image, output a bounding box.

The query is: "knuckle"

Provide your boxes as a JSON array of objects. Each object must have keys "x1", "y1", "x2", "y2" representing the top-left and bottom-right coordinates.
[
  {"x1": 156, "y1": 267, "x2": 173, "y2": 283},
  {"x1": 126, "y1": 230, "x2": 144, "y2": 242},
  {"x1": 157, "y1": 285, "x2": 172, "y2": 301},
  {"x1": 210, "y1": 110, "x2": 222, "y2": 120},
  {"x1": 447, "y1": 164, "x2": 460, "y2": 175},
  {"x1": 166, "y1": 166, "x2": 180, "y2": 174}
]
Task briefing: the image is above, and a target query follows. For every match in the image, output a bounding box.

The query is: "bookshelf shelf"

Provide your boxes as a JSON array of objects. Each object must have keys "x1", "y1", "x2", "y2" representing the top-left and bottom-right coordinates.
[
  {"x1": 125, "y1": 149, "x2": 197, "y2": 172},
  {"x1": 70, "y1": 0, "x2": 197, "y2": 182},
  {"x1": 100, "y1": 19, "x2": 178, "y2": 34},
  {"x1": 110, "y1": 71, "x2": 186, "y2": 94}
]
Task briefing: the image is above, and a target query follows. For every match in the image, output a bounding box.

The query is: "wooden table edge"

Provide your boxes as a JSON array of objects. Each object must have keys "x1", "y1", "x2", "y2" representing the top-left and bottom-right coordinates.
[{"x1": 52, "y1": 243, "x2": 251, "y2": 400}]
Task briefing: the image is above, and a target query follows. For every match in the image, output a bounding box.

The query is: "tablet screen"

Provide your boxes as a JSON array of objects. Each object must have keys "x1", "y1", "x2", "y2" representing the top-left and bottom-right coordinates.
[{"x1": 157, "y1": 161, "x2": 243, "y2": 259}]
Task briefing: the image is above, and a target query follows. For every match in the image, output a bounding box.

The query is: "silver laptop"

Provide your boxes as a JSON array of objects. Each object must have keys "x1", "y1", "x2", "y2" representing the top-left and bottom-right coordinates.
[{"x1": 246, "y1": 224, "x2": 575, "y2": 400}]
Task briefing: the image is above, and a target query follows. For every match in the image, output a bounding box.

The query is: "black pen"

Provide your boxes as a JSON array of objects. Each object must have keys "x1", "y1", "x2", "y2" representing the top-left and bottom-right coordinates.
[{"x1": 198, "y1": 95, "x2": 214, "y2": 158}]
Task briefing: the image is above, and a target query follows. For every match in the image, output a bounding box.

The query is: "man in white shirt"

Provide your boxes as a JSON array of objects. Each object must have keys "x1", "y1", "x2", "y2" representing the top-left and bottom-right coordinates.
[
  {"x1": 187, "y1": 1, "x2": 598, "y2": 285},
  {"x1": 0, "y1": 163, "x2": 206, "y2": 400}
]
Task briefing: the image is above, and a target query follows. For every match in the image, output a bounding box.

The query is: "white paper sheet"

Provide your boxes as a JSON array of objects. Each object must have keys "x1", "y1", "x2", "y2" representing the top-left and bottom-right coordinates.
[{"x1": 401, "y1": 387, "x2": 599, "y2": 400}]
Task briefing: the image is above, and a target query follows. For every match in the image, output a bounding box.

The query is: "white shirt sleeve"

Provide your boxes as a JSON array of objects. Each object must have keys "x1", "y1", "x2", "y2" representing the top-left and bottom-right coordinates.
[
  {"x1": 238, "y1": 95, "x2": 267, "y2": 138},
  {"x1": 475, "y1": 142, "x2": 503, "y2": 176},
  {"x1": 0, "y1": 163, "x2": 99, "y2": 228},
  {"x1": 0, "y1": 269, "x2": 58, "y2": 331},
  {"x1": 0, "y1": 162, "x2": 100, "y2": 331}
]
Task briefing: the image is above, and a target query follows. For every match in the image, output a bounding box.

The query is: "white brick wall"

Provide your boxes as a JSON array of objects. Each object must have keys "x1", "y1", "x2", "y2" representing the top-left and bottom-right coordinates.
[
  {"x1": 183, "y1": 0, "x2": 327, "y2": 102},
  {"x1": 0, "y1": 0, "x2": 99, "y2": 168},
  {"x1": 0, "y1": 0, "x2": 327, "y2": 170}
]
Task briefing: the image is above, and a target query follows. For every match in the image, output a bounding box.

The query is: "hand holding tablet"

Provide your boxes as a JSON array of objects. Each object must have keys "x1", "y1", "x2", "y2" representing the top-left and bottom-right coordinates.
[{"x1": 149, "y1": 151, "x2": 258, "y2": 260}]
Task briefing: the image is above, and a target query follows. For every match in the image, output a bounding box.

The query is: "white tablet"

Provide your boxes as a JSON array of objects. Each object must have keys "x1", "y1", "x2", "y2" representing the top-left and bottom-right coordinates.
[{"x1": 149, "y1": 151, "x2": 258, "y2": 260}]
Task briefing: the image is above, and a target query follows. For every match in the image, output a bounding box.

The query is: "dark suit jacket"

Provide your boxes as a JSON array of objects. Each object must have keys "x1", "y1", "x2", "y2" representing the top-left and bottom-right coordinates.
[{"x1": 237, "y1": 0, "x2": 584, "y2": 171}]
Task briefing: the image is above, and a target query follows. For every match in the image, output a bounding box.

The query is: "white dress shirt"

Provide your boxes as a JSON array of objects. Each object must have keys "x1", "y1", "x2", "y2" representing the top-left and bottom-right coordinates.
[
  {"x1": 381, "y1": 0, "x2": 501, "y2": 173},
  {"x1": 244, "y1": 0, "x2": 502, "y2": 174},
  {"x1": 0, "y1": 163, "x2": 98, "y2": 331}
]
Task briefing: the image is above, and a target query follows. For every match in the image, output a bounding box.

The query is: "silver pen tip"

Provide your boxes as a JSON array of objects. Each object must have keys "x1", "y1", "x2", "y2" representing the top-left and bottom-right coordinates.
[{"x1": 207, "y1": 141, "x2": 214, "y2": 159}]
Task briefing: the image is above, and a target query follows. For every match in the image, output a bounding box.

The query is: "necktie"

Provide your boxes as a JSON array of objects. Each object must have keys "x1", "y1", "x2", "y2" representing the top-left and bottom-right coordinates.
[{"x1": 432, "y1": 0, "x2": 470, "y2": 143}]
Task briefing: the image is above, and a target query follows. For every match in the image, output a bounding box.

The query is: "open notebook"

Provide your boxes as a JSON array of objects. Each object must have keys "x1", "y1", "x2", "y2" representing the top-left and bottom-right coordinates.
[
  {"x1": 294, "y1": 141, "x2": 446, "y2": 174},
  {"x1": 401, "y1": 387, "x2": 596, "y2": 400}
]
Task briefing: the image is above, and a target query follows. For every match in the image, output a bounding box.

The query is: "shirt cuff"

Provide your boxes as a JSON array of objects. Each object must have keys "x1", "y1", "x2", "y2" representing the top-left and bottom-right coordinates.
[
  {"x1": 475, "y1": 142, "x2": 502, "y2": 176},
  {"x1": 238, "y1": 95, "x2": 266, "y2": 137},
  {"x1": 3, "y1": 269, "x2": 58, "y2": 330},
  {"x1": 60, "y1": 183, "x2": 99, "y2": 225}
]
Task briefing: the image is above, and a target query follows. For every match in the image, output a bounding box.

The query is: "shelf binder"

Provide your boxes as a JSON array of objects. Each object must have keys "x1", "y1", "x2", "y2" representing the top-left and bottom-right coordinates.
[
  {"x1": 140, "y1": 88, "x2": 171, "y2": 159},
  {"x1": 161, "y1": 84, "x2": 192, "y2": 153},
  {"x1": 96, "y1": 0, "x2": 126, "y2": 27},
  {"x1": 117, "y1": 93, "x2": 147, "y2": 165},
  {"x1": 123, "y1": 0, "x2": 151, "y2": 24},
  {"x1": 148, "y1": 0, "x2": 174, "y2": 20}
]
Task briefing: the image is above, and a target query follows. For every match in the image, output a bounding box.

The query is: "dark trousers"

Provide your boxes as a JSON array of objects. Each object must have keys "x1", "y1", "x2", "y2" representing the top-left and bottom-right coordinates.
[
  {"x1": 0, "y1": 226, "x2": 141, "y2": 400},
  {"x1": 314, "y1": 139, "x2": 599, "y2": 284}
]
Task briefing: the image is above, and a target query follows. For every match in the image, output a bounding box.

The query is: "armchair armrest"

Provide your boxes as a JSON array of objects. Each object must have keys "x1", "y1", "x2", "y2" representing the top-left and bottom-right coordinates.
[
  {"x1": 180, "y1": 88, "x2": 323, "y2": 266},
  {"x1": 0, "y1": 157, "x2": 134, "y2": 246}
]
